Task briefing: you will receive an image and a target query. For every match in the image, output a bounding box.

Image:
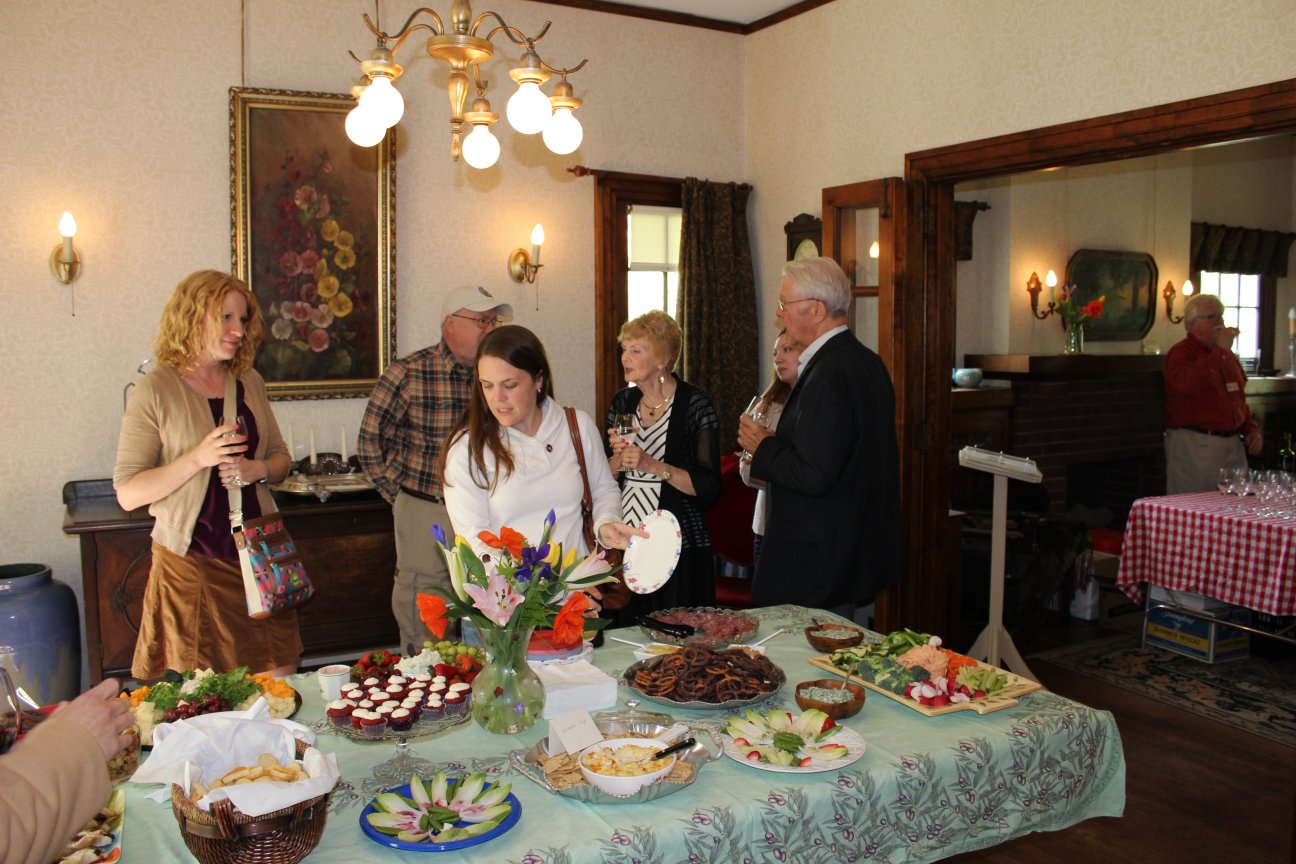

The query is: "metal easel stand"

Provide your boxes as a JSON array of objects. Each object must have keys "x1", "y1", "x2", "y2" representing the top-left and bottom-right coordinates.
[{"x1": 958, "y1": 447, "x2": 1044, "y2": 681}]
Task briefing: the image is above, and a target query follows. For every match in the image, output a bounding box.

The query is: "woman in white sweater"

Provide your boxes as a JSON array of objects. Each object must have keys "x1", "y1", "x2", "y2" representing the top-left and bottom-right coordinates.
[{"x1": 442, "y1": 325, "x2": 642, "y2": 563}]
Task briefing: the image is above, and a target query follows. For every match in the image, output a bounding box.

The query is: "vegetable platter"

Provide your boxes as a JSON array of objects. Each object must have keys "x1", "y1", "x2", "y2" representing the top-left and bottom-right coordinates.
[{"x1": 807, "y1": 628, "x2": 1041, "y2": 717}]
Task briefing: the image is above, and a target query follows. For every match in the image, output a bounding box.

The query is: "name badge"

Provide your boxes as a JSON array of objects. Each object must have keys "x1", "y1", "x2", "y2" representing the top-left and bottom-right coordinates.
[{"x1": 1226, "y1": 382, "x2": 1240, "y2": 392}]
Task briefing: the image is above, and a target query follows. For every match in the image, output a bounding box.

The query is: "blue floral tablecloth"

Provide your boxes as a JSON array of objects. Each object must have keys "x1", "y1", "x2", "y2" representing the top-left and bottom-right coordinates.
[{"x1": 121, "y1": 605, "x2": 1125, "y2": 862}]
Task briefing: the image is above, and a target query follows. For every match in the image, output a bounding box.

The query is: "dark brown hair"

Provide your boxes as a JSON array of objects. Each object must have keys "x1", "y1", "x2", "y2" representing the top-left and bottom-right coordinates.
[{"x1": 441, "y1": 325, "x2": 555, "y2": 492}]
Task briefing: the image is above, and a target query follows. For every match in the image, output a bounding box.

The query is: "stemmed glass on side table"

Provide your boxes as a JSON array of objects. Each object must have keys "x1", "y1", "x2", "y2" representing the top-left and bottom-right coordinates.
[
  {"x1": 0, "y1": 649, "x2": 23, "y2": 754},
  {"x1": 613, "y1": 413, "x2": 638, "y2": 472},
  {"x1": 739, "y1": 396, "x2": 768, "y2": 462}
]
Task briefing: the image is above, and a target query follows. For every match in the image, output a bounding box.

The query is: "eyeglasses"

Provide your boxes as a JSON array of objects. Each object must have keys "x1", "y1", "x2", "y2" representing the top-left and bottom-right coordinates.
[
  {"x1": 778, "y1": 297, "x2": 818, "y2": 312},
  {"x1": 1200, "y1": 313, "x2": 1224, "y2": 321},
  {"x1": 450, "y1": 313, "x2": 499, "y2": 330}
]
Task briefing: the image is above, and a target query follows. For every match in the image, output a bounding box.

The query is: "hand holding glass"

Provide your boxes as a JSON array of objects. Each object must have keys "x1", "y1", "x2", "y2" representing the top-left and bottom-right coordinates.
[
  {"x1": 739, "y1": 397, "x2": 768, "y2": 462},
  {"x1": 613, "y1": 414, "x2": 637, "y2": 472}
]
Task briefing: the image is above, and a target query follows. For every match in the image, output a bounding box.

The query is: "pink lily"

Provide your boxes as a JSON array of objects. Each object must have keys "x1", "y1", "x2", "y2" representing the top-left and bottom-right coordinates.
[{"x1": 463, "y1": 565, "x2": 524, "y2": 627}]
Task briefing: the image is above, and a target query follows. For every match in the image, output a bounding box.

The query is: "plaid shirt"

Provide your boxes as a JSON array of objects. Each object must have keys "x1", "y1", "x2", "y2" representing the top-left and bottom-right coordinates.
[{"x1": 357, "y1": 341, "x2": 472, "y2": 502}]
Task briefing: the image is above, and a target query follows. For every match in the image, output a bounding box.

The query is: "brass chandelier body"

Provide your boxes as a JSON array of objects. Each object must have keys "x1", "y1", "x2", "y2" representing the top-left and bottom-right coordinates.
[{"x1": 351, "y1": 0, "x2": 587, "y2": 164}]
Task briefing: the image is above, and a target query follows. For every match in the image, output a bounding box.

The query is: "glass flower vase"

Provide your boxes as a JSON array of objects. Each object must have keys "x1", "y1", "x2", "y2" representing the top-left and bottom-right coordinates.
[
  {"x1": 471, "y1": 624, "x2": 545, "y2": 734},
  {"x1": 1063, "y1": 322, "x2": 1084, "y2": 355}
]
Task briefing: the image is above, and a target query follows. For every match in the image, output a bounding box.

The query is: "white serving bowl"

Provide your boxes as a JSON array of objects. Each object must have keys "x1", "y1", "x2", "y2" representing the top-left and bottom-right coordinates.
[{"x1": 578, "y1": 736, "x2": 676, "y2": 797}]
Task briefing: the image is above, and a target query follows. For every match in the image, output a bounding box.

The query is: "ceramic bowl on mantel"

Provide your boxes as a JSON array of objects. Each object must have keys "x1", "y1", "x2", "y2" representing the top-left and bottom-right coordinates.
[{"x1": 952, "y1": 368, "x2": 984, "y2": 388}]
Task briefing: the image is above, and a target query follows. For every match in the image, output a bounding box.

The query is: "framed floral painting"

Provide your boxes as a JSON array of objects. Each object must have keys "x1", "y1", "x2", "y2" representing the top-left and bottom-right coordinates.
[{"x1": 230, "y1": 87, "x2": 395, "y2": 399}]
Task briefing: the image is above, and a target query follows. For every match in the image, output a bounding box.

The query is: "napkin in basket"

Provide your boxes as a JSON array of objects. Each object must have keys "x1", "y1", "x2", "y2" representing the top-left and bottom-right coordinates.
[
  {"x1": 535, "y1": 659, "x2": 617, "y2": 718},
  {"x1": 131, "y1": 707, "x2": 338, "y2": 817}
]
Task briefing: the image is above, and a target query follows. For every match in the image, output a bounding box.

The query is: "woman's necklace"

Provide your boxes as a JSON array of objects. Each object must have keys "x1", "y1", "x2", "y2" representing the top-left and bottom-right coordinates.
[{"x1": 641, "y1": 388, "x2": 675, "y2": 419}]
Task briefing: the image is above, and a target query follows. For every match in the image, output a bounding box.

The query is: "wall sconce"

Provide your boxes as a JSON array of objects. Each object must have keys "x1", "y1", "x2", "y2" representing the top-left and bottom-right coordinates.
[
  {"x1": 1026, "y1": 269, "x2": 1058, "y2": 319},
  {"x1": 1162, "y1": 279, "x2": 1192, "y2": 324},
  {"x1": 50, "y1": 211, "x2": 81, "y2": 284},
  {"x1": 508, "y1": 223, "x2": 545, "y2": 284}
]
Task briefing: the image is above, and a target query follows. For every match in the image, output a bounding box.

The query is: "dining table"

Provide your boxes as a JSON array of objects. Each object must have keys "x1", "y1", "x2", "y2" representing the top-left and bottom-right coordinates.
[
  {"x1": 119, "y1": 604, "x2": 1126, "y2": 863},
  {"x1": 1116, "y1": 491, "x2": 1296, "y2": 617}
]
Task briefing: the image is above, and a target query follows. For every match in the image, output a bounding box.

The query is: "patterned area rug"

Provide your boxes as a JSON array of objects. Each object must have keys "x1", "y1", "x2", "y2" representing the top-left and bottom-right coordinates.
[{"x1": 1034, "y1": 635, "x2": 1296, "y2": 748}]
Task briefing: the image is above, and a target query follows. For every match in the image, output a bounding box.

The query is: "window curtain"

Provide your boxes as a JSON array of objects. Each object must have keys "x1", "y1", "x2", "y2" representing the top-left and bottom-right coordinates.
[
  {"x1": 679, "y1": 179, "x2": 758, "y2": 442},
  {"x1": 1191, "y1": 221, "x2": 1296, "y2": 278}
]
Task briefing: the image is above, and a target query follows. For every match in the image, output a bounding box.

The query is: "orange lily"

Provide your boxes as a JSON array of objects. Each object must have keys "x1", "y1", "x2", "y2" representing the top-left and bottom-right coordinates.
[
  {"x1": 416, "y1": 593, "x2": 448, "y2": 639},
  {"x1": 477, "y1": 526, "x2": 527, "y2": 561},
  {"x1": 551, "y1": 592, "x2": 590, "y2": 648}
]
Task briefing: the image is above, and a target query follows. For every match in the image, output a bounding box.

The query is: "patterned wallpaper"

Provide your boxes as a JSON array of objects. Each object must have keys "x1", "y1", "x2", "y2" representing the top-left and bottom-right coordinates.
[{"x1": 3, "y1": 0, "x2": 1295, "y2": 680}]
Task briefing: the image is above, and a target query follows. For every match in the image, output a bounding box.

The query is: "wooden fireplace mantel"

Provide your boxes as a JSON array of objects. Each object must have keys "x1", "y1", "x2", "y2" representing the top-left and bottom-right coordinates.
[{"x1": 965, "y1": 354, "x2": 1164, "y2": 378}]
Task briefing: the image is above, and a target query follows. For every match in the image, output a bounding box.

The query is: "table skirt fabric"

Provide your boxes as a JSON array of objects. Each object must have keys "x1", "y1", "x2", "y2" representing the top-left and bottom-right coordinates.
[
  {"x1": 119, "y1": 605, "x2": 1126, "y2": 862},
  {"x1": 1117, "y1": 492, "x2": 1296, "y2": 616}
]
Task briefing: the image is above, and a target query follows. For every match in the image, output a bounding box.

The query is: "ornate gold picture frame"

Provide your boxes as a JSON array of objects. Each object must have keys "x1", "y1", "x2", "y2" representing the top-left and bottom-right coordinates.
[{"x1": 230, "y1": 87, "x2": 396, "y2": 399}]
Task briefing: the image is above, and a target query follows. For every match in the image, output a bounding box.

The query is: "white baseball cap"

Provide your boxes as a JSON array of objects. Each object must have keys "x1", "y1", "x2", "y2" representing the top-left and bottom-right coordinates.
[{"x1": 442, "y1": 285, "x2": 513, "y2": 319}]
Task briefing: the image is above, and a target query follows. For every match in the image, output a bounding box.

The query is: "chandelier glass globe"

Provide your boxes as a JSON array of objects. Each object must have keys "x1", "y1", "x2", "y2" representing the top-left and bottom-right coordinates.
[
  {"x1": 461, "y1": 124, "x2": 501, "y2": 169},
  {"x1": 542, "y1": 107, "x2": 583, "y2": 155},
  {"x1": 506, "y1": 81, "x2": 552, "y2": 135},
  {"x1": 345, "y1": 105, "x2": 387, "y2": 147},
  {"x1": 358, "y1": 75, "x2": 405, "y2": 129}
]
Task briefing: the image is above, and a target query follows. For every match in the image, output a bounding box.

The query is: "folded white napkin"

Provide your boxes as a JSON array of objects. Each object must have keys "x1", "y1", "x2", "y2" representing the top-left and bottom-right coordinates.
[
  {"x1": 131, "y1": 702, "x2": 337, "y2": 816},
  {"x1": 534, "y1": 659, "x2": 617, "y2": 719}
]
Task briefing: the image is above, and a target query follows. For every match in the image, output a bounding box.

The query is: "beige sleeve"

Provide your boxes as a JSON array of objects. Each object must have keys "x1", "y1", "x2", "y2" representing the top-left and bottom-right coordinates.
[{"x1": 0, "y1": 718, "x2": 113, "y2": 864}]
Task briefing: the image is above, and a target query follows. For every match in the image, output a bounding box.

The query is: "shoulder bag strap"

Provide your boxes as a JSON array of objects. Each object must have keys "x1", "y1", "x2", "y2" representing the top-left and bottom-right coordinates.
[
  {"x1": 564, "y1": 407, "x2": 597, "y2": 551},
  {"x1": 223, "y1": 374, "x2": 244, "y2": 534}
]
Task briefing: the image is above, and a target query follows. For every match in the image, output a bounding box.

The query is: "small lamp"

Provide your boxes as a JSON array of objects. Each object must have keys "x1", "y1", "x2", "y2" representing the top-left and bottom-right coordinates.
[
  {"x1": 1163, "y1": 279, "x2": 1192, "y2": 324},
  {"x1": 1027, "y1": 269, "x2": 1058, "y2": 319},
  {"x1": 508, "y1": 223, "x2": 545, "y2": 284},
  {"x1": 51, "y1": 211, "x2": 81, "y2": 284}
]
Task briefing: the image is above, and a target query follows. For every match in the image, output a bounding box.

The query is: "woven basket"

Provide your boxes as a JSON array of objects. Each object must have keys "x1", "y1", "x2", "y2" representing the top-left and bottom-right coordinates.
[{"x1": 170, "y1": 740, "x2": 333, "y2": 864}]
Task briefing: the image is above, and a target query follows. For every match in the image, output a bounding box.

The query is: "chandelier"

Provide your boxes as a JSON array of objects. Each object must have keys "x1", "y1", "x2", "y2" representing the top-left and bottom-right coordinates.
[{"x1": 344, "y1": 0, "x2": 588, "y2": 169}]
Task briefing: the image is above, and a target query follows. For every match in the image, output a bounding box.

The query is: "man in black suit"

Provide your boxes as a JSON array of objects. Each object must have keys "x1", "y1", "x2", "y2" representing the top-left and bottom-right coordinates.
[{"x1": 737, "y1": 257, "x2": 901, "y2": 616}]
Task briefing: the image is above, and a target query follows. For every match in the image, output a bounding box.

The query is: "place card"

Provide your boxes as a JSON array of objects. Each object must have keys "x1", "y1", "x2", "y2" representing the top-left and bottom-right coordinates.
[{"x1": 546, "y1": 710, "x2": 604, "y2": 756}]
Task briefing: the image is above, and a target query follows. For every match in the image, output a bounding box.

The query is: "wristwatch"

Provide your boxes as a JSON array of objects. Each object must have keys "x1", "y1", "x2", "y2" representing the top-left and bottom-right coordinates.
[{"x1": 660, "y1": 466, "x2": 673, "y2": 483}]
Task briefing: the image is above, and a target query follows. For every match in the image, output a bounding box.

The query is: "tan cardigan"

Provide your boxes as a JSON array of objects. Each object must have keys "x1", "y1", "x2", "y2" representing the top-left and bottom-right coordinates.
[
  {"x1": 0, "y1": 717, "x2": 112, "y2": 864},
  {"x1": 114, "y1": 366, "x2": 287, "y2": 556}
]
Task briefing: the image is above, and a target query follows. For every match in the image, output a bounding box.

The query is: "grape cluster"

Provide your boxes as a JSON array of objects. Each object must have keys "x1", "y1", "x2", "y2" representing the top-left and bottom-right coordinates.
[
  {"x1": 162, "y1": 694, "x2": 231, "y2": 722},
  {"x1": 423, "y1": 640, "x2": 486, "y2": 665}
]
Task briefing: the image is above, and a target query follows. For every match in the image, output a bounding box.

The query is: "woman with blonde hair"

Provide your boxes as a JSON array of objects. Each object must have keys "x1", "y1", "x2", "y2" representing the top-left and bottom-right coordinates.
[
  {"x1": 739, "y1": 328, "x2": 804, "y2": 565},
  {"x1": 115, "y1": 270, "x2": 299, "y2": 678},
  {"x1": 605, "y1": 310, "x2": 722, "y2": 618}
]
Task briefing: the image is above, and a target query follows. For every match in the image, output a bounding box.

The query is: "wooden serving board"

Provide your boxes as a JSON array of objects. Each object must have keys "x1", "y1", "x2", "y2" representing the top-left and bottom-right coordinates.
[{"x1": 806, "y1": 654, "x2": 1042, "y2": 716}]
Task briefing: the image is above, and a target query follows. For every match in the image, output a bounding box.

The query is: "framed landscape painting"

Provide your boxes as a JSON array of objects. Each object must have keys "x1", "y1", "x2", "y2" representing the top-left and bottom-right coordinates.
[
  {"x1": 1063, "y1": 249, "x2": 1157, "y2": 342},
  {"x1": 230, "y1": 87, "x2": 396, "y2": 399}
]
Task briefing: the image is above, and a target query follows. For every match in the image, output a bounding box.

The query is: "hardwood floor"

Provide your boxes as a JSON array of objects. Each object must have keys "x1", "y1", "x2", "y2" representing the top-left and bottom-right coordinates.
[{"x1": 952, "y1": 619, "x2": 1296, "y2": 863}]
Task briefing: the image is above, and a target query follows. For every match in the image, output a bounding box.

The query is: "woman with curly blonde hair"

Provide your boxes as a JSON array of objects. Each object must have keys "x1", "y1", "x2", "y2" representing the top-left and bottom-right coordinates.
[{"x1": 114, "y1": 270, "x2": 300, "y2": 678}]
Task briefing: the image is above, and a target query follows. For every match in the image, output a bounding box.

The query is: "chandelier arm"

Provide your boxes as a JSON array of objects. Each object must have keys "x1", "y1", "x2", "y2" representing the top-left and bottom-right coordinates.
[
  {"x1": 472, "y1": 12, "x2": 528, "y2": 45},
  {"x1": 366, "y1": 7, "x2": 445, "y2": 43},
  {"x1": 471, "y1": 64, "x2": 488, "y2": 93},
  {"x1": 387, "y1": 22, "x2": 440, "y2": 55},
  {"x1": 536, "y1": 57, "x2": 589, "y2": 77}
]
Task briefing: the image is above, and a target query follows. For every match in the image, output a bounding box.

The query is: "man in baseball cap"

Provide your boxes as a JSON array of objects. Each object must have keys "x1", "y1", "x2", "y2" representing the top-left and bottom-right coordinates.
[{"x1": 357, "y1": 286, "x2": 513, "y2": 651}]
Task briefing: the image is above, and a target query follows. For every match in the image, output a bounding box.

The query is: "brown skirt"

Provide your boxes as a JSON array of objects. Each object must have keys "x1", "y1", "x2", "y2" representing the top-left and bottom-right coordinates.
[{"x1": 132, "y1": 542, "x2": 303, "y2": 679}]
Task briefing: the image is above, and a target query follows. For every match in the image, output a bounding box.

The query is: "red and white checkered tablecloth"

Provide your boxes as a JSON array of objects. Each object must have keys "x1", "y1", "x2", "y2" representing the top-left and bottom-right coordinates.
[{"x1": 1116, "y1": 491, "x2": 1296, "y2": 615}]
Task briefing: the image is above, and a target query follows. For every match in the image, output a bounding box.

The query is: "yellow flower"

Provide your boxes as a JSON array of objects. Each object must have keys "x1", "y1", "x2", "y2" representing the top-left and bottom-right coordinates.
[
  {"x1": 321, "y1": 219, "x2": 340, "y2": 242},
  {"x1": 317, "y1": 274, "x2": 340, "y2": 298},
  {"x1": 329, "y1": 292, "x2": 354, "y2": 317},
  {"x1": 314, "y1": 257, "x2": 330, "y2": 281},
  {"x1": 335, "y1": 230, "x2": 355, "y2": 250},
  {"x1": 334, "y1": 247, "x2": 356, "y2": 270}
]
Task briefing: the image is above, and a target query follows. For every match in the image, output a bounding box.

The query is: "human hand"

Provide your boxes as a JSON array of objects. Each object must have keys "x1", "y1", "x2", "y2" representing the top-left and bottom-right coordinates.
[
  {"x1": 737, "y1": 415, "x2": 774, "y2": 456},
  {"x1": 1214, "y1": 326, "x2": 1239, "y2": 351},
  {"x1": 219, "y1": 456, "x2": 261, "y2": 488},
  {"x1": 193, "y1": 423, "x2": 247, "y2": 470},
  {"x1": 598, "y1": 520, "x2": 649, "y2": 550},
  {"x1": 1245, "y1": 430, "x2": 1263, "y2": 455},
  {"x1": 51, "y1": 678, "x2": 133, "y2": 761},
  {"x1": 619, "y1": 444, "x2": 645, "y2": 471}
]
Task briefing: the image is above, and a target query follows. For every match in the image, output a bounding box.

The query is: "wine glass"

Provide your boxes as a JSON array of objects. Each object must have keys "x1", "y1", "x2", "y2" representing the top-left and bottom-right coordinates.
[
  {"x1": 739, "y1": 396, "x2": 768, "y2": 462},
  {"x1": 612, "y1": 414, "x2": 638, "y2": 473},
  {"x1": 0, "y1": 651, "x2": 22, "y2": 755}
]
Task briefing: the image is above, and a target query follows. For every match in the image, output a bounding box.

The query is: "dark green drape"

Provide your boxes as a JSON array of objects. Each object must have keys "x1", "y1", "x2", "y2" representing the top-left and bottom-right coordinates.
[
  {"x1": 1191, "y1": 221, "x2": 1296, "y2": 278},
  {"x1": 678, "y1": 178, "x2": 758, "y2": 447}
]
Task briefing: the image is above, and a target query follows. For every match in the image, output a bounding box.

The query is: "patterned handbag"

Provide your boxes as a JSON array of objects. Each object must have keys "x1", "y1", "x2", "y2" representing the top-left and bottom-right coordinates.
[{"x1": 224, "y1": 376, "x2": 314, "y2": 619}]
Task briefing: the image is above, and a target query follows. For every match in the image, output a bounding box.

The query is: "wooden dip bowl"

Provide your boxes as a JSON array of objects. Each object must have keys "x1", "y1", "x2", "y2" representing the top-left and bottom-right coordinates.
[
  {"x1": 795, "y1": 679, "x2": 866, "y2": 720},
  {"x1": 804, "y1": 624, "x2": 866, "y2": 653}
]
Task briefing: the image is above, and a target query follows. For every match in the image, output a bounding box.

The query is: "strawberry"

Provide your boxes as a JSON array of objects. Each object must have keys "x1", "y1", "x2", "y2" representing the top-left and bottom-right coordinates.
[
  {"x1": 746, "y1": 751, "x2": 762, "y2": 761},
  {"x1": 819, "y1": 717, "x2": 837, "y2": 733},
  {"x1": 463, "y1": 669, "x2": 479, "y2": 684},
  {"x1": 369, "y1": 649, "x2": 391, "y2": 667},
  {"x1": 733, "y1": 737, "x2": 750, "y2": 747},
  {"x1": 434, "y1": 663, "x2": 456, "y2": 678},
  {"x1": 798, "y1": 757, "x2": 813, "y2": 767},
  {"x1": 456, "y1": 653, "x2": 474, "y2": 672}
]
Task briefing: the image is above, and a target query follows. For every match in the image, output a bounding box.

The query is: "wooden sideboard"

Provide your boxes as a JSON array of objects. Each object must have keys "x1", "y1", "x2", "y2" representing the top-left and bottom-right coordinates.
[{"x1": 62, "y1": 479, "x2": 398, "y2": 683}]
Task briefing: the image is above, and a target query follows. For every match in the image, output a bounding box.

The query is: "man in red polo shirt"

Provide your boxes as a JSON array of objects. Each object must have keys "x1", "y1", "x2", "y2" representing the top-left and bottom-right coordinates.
[{"x1": 1163, "y1": 293, "x2": 1262, "y2": 494}]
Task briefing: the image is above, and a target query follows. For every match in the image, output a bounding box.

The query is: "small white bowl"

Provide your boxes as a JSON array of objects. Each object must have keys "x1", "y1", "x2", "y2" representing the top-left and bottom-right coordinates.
[
  {"x1": 578, "y1": 737, "x2": 676, "y2": 797},
  {"x1": 631, "y1": 643, "x2": 682, "y2": 663}
]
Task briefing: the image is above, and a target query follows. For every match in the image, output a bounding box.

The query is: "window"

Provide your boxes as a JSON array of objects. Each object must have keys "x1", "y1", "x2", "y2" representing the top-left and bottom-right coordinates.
[
  {"x1": 1197, "y1": 270, "x2": 1270, "y2": 372},
  {"x1": 627, "y1": 205, "x2": 681, "y2": 320}
]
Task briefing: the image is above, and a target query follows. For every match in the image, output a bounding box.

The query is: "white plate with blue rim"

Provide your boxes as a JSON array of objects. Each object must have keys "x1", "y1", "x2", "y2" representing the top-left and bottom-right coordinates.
[{"x1": 622, "y1": 509, "x2": 682, "y2": 594}]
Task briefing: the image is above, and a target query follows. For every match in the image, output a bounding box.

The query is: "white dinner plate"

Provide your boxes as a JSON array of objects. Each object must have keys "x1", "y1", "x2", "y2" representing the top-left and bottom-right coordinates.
[
  {"x1": 622, "y1": 509, "x2": 682, "y2": 594},
  {"x1": 720, "y1": 726, "x2": 866, "y2": 774}
]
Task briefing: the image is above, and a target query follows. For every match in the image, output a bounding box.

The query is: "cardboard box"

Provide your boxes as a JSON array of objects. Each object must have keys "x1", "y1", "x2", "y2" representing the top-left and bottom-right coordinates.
[
  {"x1": 1147, "y1": 584, "x2": 1234, "y2": 613},
  {"x1": 1144, "y1": 605, "x2": 1250, "y2": 663}
]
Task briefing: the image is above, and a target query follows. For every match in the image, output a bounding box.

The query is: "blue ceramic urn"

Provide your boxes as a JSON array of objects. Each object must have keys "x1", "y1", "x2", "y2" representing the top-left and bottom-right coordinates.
[{"x1": 0, "y1": 564, "x2": 81, "y2": 704}]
